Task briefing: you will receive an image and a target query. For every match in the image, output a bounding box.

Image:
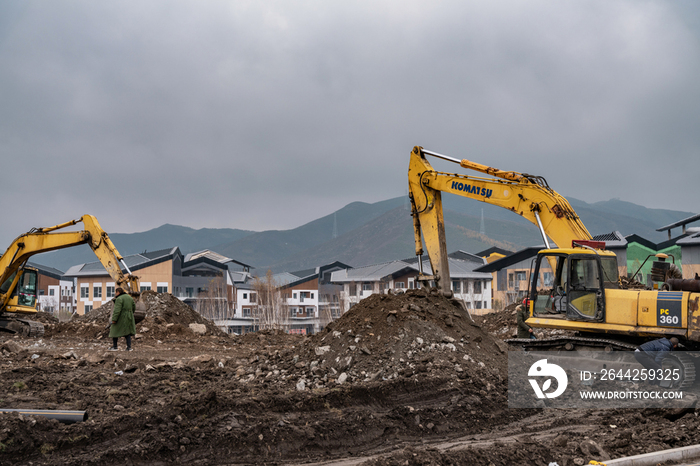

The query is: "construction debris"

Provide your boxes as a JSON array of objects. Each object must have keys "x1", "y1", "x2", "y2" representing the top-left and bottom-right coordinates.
[{"x1": 0, "y1": 291, "x2": 697, "y2": 465}]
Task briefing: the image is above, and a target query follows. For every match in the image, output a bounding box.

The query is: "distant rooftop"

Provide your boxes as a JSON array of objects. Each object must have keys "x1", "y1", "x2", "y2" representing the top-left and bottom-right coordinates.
[{"x1": 657, "y1": 213, "x2": 700, "y2": 240}]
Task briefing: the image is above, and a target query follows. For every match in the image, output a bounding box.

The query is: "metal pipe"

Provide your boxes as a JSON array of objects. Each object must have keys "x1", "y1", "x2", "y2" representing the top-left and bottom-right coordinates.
[
  {"x1": 120, "y1": 259, "x2": 132, "y2": 275},
  {"x1": 0, "y1": 408, "x2": 88, "y2": 424},
  {"x1": 534, "y1": 211, "x2": 552, "y2": 249},
  {"x1": 666, "y1": 279, "x2": 700, "y2": 293},
  {"x1": 420, "y1": 149, "x2": 462, "y2": 164}
]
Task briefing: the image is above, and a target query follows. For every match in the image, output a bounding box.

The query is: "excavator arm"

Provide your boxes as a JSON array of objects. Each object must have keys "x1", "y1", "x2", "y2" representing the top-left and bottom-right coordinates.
[
  {"x1": 0, "y1": 215, "x2": 139, "y2": 312},
  {"x1": 408, "y1": 146, "x2": 592, "y2": 292}
]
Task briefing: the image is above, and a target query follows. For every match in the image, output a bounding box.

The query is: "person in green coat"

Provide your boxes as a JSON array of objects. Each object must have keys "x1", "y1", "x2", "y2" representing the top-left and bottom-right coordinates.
[
  {"x1": 516, "y1": 300, "x2": 536, "y2": 339},
  {"x1": 108, "y1": 287, "x2": 136, "y2": 351}
]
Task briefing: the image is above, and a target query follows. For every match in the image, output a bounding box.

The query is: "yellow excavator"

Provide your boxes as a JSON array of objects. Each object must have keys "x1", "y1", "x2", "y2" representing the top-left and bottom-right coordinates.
[
  {"x1": 409, "y1": 146, "x2": 700, "y2": 383},
  {"x1": 0, "y1": 215, "x2": 140, "y2": 337}
]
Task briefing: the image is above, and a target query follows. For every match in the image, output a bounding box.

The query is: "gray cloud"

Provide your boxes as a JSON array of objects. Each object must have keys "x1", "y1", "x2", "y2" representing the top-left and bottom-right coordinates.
[{"x1": 1, "y1": 0, "x2": 699, "y2": 248}]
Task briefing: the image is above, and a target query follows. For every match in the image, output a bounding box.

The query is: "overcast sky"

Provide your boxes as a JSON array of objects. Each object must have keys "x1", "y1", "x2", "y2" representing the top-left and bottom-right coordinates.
[{"x1": 1, "y1": 1, "x2": 699, "y2": 247}]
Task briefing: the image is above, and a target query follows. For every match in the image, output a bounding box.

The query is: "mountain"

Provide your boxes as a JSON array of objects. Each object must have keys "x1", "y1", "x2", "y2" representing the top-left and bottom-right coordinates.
[
  {"x1": 260, "y1": 206, "x2": 534, "y2": 273},
  {"x1": 29, "y1": 195, "x2": 696, "y2": 274},
  {"x1": 33, "y1": 224, "x2": 255, "y2": 272}
]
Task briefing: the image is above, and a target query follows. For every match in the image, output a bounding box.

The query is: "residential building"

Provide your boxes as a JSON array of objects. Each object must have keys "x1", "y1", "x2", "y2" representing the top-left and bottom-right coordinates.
[
  {"x1": 30, "y1": 262, "x2": 75, "y2": 314},
  {"x1": 624, "y1": 234, "x2": 685, "y2": 286},
  {"x1": 278, "y1": 262, "x2": 349, "y2": 334},
  {"x1": 475, "y1": 247, "x2": 542, "y2": 310},
  {"x1": 64, "y1": 247, "x2": 235, "y2": 316},
  {"x1": 218, "y1": 262, "x2": 348, "y2": 335},
  {"x1": 331, "y1": 254, "x2": 492, "y2": 313}
]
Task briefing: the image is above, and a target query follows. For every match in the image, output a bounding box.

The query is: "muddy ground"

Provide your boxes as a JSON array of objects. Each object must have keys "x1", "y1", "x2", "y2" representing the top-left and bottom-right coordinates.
[{"x1": 0, "y1": 290, "x2": 699, "y2": 465}]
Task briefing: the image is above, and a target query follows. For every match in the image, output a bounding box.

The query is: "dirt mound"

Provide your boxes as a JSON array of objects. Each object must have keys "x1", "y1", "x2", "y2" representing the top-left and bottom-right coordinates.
[
  {"x1": 299, "y1": 287, "x2": 509, "y2": 390},
  {"x1": 27, "y1": 311, "x2": 59, "y2": 324},
  {"x1": 44, "y1": 291, "x2": 227, "y2": 340},
  {"x1": 476, "y1": 303, "x2": 519, "y2": 337}
]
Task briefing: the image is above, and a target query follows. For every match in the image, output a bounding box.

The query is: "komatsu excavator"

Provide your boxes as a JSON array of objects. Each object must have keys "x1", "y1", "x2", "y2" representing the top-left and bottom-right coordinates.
[
  {"x1": 0, "y1": 215, "x2": 139, "y2": 337},
  {"x1": 409, "y1": 146, "x2": 700, "y2": 385}
]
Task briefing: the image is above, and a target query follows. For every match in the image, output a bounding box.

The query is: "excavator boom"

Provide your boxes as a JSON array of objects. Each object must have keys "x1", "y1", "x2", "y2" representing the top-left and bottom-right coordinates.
[{"x1": 408, "y1": 146, "x2": 592, "y2": 291}]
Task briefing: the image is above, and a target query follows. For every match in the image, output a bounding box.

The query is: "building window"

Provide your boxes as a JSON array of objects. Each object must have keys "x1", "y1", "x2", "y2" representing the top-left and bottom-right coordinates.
[
  {"x1": 141, "y1": 285, "x2": 151, "y2": 292},
  {"x1": 310, "y1": 293, "x2": 314, "y2": 299},
  {"x1": 484, "y1": 301, "x2": 488, "y2": 309},
  {"x1": 185, "y1": 288, "x2": 194, "y2": 298},
  {"x1": 290, "y1": 308, "x2": 297, "y2": 317},
  {"x1": 306, "y1": 307, "x2": 314, "y2": 315},
  {"x1": 49, "y1": 289, "x2": 55, "y2": 296},
  {"x1": 349, "y1": 284, "x2": 356, "y2": 296},
  {"x1": 362, "y1": 283, "x2": 372, "y2": 291},
  {"x1": 474, "y1": 280, "x2": 482, "y2": 294},
  {"x1": 106, "y1": 286, "x2": 115, "y2": 298},
  {"x1": 94, "y1": 286, "x2": 102, "y2": 299},
  {"x1": 508, "y1": 273, "x2": 514, "y2": 289},
  {"x1": 451, "y1": 280, "x2": 461, "y2": 293},
  {"x1": 85, "y1": 305, "x2": 93, "y2": 313},
  {"x1": 157, "y1": 285, "x2": 168, "y2": 293},
  {"x1": 475, "y1": 301, "x2": 482, "y2": 309},
  {"x1": 81, "y1": 287, "x2": 89, "y2": 299},
  {"x1": 395, "y1": 282, "x2": 406, "y2": 289},
  {"x1": 243, "y1": 293, "x2": 248, "y2": 300},
  {"x1": 293, "y1": 293, "x2": 297, "y2": 299},
  {"x1": 243, "y1": 308, "x2": 251, "y2": 317}
]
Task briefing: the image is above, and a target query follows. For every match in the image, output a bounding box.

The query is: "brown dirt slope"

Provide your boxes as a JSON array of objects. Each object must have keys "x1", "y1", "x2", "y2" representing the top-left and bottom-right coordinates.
[{"x1": 0, "y1": 290, "x2": 698, "y2": 465}]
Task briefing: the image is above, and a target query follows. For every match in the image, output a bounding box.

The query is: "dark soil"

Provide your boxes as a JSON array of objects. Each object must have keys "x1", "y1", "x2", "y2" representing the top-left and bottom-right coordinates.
[{"x1": 0, "y1": 289, "x2": 698, "y2": 465}]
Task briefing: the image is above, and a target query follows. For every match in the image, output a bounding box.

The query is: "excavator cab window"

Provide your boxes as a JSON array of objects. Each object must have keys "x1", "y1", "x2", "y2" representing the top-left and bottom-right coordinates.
[
  {"x1": 531, "y1": 253, "x2": 568, "y2": 317},
  {"x1": 0, "y1": 271, "x2": 15, "y2": 295},
  {"x1": 600, "y1": 256, "x2": 620, "y2": 289},
  {"x1": 16, "y1": 270, "x2": 38, "y2": 307},
  {"x1": 531, "y1": 253, "x2": 605, "y2": 322},
  {"x1": 565, "y1": 255, "x2": 604, "y2": 321}
]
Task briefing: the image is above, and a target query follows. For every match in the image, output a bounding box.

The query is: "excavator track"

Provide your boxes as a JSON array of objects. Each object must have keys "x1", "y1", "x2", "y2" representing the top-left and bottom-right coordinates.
[
  {"x1": 506, "y1": 336, "x2": 698, "y2": 389},
  {"x1": 505, "y1": 336, "x2": 638, "y2": 351},
  {"x1": 0, "y1": 317, "x2": 45, "y2": 338},
  {"x1": 17, "y1": 319, "x2": 45, "y2": 338}
]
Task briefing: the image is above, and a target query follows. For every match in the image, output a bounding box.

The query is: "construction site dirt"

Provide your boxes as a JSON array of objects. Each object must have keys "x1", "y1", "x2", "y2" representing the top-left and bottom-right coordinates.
[{"x1": 1, "y1": 290, "x2": 700, "y2": 465}]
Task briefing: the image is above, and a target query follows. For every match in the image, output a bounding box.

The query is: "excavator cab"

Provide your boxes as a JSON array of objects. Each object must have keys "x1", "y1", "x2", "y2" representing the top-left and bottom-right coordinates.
[
  {"x1": 530, "y1": 249, "x2": 615, "y2": 322},
  {"x1": 1, "y1": 267, "x2": 39, "y2": 313}
]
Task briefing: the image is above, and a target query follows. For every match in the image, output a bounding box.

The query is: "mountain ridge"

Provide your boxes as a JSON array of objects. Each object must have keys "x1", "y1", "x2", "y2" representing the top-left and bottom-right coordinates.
[{"x1": 31, "y1": 196, "x2": 697, "y2": 273}]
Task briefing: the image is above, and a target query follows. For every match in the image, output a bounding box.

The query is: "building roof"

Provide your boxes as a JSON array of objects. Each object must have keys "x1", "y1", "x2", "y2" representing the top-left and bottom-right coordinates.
[
  {"x1": 64, "y1": 247, "x2": 182, "y2": 277},
  {"x1": 27, "y1": 261, "x2": 65, "y2": 281},
  {"x1": 331, "y1": 261, "x2": 416, "y2": 283},
  {"x1": 657, "y1": 213, "x2": 700, "y2": 237},
  {"x1": 185, "y1": 250, "x2": 253, "y2": 270},
  {"x1": 592, "y1": 231, "x2": 627, "y2": 248},
  {"x1": 331, "y1": 257, "x2": 491, "y2": 283},
  {"x1": 677, "y1": 230, "x2": 700, "y2": 246},
  {"x1": 279, "y1": 261, "x2": 353, "y2": 289},
  {"x1": 625, "y1": 234, "x2": 687, "y2": 251},
  {"x1": 475, "y1": 247, "x2": 513, "y2": 258},
  {"x1": 271, "y1": 272, "x2": 300, "y2": 286},
  {"x1": 228, "y1": 270, "x2": 252, "y2": 284}
]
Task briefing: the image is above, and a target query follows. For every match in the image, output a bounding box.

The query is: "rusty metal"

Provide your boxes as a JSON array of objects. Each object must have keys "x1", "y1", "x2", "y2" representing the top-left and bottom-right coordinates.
[{"x1": 666, "y1": 279, "x2": 700, "y2": 293}]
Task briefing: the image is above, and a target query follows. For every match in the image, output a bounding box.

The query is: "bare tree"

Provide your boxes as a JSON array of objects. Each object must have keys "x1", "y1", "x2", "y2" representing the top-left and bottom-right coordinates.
[
  {"x1": 195, "y1": 277, "x2": 231, "y2": 321},
  {"x1": 252, "y1": 270, "x2": 288, "y2": 331}
]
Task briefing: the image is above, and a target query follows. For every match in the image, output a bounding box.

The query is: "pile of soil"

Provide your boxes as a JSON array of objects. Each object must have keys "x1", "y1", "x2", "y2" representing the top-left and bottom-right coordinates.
[
  {"x1": 44, "y1": 291, "x2": 227, "y2": 340},
  {"x1": 302, "y1": 287, "x2": 509, "y2": 387}
]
